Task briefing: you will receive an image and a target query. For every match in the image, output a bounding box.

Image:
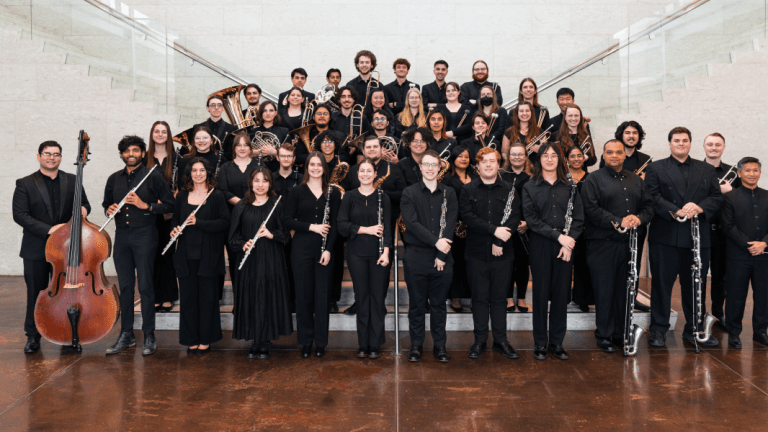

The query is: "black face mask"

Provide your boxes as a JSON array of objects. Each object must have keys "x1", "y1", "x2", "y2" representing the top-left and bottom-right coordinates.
[{"x1": 480, "y1": 96, "x2": 493, "y2": 106}]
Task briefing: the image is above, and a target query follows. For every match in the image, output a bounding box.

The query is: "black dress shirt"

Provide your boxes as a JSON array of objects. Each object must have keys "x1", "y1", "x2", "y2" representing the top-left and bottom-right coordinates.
[
  {"x1": 273, "y1": 168, "x2": 304, "y2": 198},
  {"x1": 459, "y1": 80, "x2": 503, "y2": 106},
  {"x1": 342, "y1": 160, "x2": 406, "y2": 206},
  {"x1": 346, "y1": 75, "x2": 387, "y2": 107},
  {"x1": 581, "y1": 166, "x2": 654, "y2": 242},
  {"x1": 42, "y1": 174, "x2": 61, "y2": 222},
  {"x1": 331, "y1": 110, "x2": 374, "y2": 139},
  {"x1": 277, "y1": 89, "x2": 314, "y2": 111},
  {"x1": 721, "y1": 186, "x2": 768, "y2": 261},
  {"x1": 102, "y1": 163, "x2": 175, "y2": 228},
  {"x1": 459, "y1": 177, "x2": 521, "y2": 262},
  {"x1": 401, "y1": 181, "x2": 458, "y2": 262},
  {"x1": 710, "y1": 161, "x2": 742, "y2": 242},
  {"x1": 431, "y1": 137, "x2": 458, "y2": 160},
  {"x1": 278, "y1": 108, "x2": 304, "y2": 133},
  {"x1": 458, "y1": 138, "x2": 485, "y2": 163},
  {"x1": 337, "y1": 189, "x2": 393, "y2": 258},
  {"x1": 397, "y1": 157, "x2": 422, "y2": 187},
  {"x1": 384, "y1": 79, "x2": 420, "y2": 115},
  {"x1": 676, "y1": 156, "x2": 691, "y2": 186},
  {"x1": 522, "y1": 176, "x2": 584, "y2": 241},
  {"x1": 422, "y1": 81, "x2": 447, "y2": 107},
  {"x1": 599, "y1": 148, "x2": 650, "y2": 173}
]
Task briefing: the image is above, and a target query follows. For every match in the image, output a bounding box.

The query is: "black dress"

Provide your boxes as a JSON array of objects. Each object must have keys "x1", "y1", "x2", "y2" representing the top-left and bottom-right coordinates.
[
  {"x1": 437, "y1": 103, "x2": 475, "y2": 143},
  {"x1": 570, "y1": 172, "x2": 595, "y2": 307},
  {"x1": 145, "y1": 154, "x2": 178, "y2": 305},
  {"x1": 229, "y1": 198, "x2": 292, "y2": 342},
  {"x1": 501, "y1": 170, "x2": 531, "y2": 302},
  {"x1": 441, "y1": 171, "x2": 476, "y2": 300}
]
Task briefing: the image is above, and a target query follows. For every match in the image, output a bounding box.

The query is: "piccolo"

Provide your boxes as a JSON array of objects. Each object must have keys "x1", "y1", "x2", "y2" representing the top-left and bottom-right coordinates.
[
  {"x1": 99, "y1": 165, "x2": 157, "y2": 232},
  {"x1": 161, "y1": 188, "x2": 215, "y2": 255},
  {"x1": 238, "y1": 196, "x2": 282, "y2": 270}
]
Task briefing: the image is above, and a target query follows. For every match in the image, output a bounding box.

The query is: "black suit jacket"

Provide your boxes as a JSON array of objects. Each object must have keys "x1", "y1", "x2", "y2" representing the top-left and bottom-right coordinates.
[
  {"x1": 645, "y1": 156, "x2": 722, "y2": 248},
  {"x1": 13, "y1": 170, "x2": 91, "y2": 260}
]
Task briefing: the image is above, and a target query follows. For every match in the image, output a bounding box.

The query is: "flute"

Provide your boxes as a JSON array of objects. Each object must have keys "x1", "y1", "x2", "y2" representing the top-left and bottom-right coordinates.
[
  {"x1": 238, "y1": 196, "x2": 283, "y2": 270},
  {"x1": 99, "y1": 165, "x2": 158, "y2": 232},
  {"x1": 161, "y1": 188, "x2": 215, "y2": 255}
]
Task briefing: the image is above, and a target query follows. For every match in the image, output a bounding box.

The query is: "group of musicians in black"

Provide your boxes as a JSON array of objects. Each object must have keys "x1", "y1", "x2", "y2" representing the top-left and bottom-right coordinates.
[{"x1": 12, "y1": 50, "x2": 768, "y2": 362}]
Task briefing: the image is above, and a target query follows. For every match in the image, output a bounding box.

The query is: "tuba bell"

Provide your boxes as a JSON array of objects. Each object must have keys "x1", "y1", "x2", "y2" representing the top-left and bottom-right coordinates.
[{"x1": 208, "y1": 85, "x2": 252, "y2": 130}]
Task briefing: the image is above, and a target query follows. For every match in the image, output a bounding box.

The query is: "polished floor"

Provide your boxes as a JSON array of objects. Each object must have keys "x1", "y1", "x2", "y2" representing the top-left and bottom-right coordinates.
[{"x1": 1, "y1": 275, "x2": 767, "y2": 431}]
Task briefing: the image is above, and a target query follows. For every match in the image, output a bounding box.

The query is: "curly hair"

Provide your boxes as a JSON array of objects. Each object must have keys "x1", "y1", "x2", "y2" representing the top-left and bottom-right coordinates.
[
  {"x1": 180, "y1": 157, "x2": 217, "y2": 191},
  {"x1": 354, "y1": 50, "x2": 377, "y2": 71},
  {"x1": 118, "y1": 135, "x2": 147, "y2": 154}
]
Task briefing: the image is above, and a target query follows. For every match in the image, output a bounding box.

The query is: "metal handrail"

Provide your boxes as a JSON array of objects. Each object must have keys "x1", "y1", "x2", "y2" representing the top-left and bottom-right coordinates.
[
  {"x1": 502, "y1": 0, "x2": 711, "y2": 111},
  {"x1": 83, "y1": 0, "x2": 278, "y2": 103}
]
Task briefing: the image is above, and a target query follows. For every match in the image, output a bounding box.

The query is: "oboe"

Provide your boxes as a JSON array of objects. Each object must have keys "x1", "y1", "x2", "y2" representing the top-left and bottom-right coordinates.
[
  {"x1": 501, "y1": 178, "x2": 517, "y2": 225},
  {"x1": 161, "y1": 188, "x2": 215, "y2": 255},
  {"x1": 238, "y1": 196, "x2": 282, "y2": 270},
  {"x1": 377, "y1": 189, "x2": 383, "y2": 256},
  {"x1": 319, "y1": 184, "x2": 333, "y2": 255},
  {"x1": 563, "y1": 175, "x2": 577, "y2": 236},
  {"x1": 438, "y1": 190, "x2": 447, "y2": 238},
  {"x1": 170, "y1": 147, "x2": 180, "y2": 191},
  {"x1": 99, "y1": 165, "x2": 158, "y2": 232}
]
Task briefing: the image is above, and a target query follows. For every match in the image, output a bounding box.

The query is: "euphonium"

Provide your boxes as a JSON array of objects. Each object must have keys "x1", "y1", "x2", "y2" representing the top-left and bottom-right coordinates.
[{"x1": 209, "y1": 85, "x2": 251, "y2": 130}]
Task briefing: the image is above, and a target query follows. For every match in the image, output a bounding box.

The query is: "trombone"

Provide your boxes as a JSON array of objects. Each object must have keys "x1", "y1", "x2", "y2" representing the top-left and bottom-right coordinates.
[
  {"x1": 363, "y1": 71, "x2": 381, "y2": 109},
  {"x1": 349, "y1": 104, "x2": 365, "y2": 139}
]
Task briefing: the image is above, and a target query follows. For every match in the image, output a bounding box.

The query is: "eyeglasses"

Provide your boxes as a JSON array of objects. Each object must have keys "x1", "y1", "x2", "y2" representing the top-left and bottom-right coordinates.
[
  {"x1": 315, "y1": 112, "x2": 329, "y2": 117},
  {"x1": 209, "y1": 103, "x2": 223, "y2": 108},
  {"x1": 412, "y1": 139, "x2": 425, "y2": 144},
  {"x1": 421, "y1": 163, "x2": 439, "y2": 168},
  {"x1": 373, "y1": 118, "x2": 387, "y2": 122},
  {"x1": 41, "y1": 152, "x2": 62, "y2": 158},
  {"x1": 509, "y1": 153, "x2": 525, "y2": 158},
  {"x1": 473, "y1": 68, "x2": 488, "y2": 72},
  {"x1": 278, "y1": 155, "x2": 295, "y2": 159},
  {"x1": 541, "y1": 154, "x2": 559, "y2": 160}
]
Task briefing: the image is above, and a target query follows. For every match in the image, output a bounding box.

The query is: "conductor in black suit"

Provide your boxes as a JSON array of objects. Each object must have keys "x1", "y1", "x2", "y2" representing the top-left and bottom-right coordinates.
[
  {"x1": 645, "y1": 126, "x2": 723, "y2": 348},
  {"x1": 12, "y1": 141, "x2": 91, "y2": 354}
]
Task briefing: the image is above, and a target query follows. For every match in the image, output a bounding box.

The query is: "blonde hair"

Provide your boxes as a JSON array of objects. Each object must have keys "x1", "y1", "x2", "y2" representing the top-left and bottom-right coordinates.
[{"x1": 397, "y1": 88, "x2": 426, "y2": 128}]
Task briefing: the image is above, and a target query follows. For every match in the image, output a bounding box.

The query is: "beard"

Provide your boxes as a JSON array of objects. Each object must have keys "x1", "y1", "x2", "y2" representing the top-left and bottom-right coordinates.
[{"x1": 473, "y1": 71, "x2": 488, "y2": 82}]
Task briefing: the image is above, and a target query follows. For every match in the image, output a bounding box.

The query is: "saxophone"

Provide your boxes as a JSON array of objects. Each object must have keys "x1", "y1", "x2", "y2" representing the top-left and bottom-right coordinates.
[
  {"x1": 373, "y1": 163, "x2": 391, "y2": 189},
  {"x1": 329, "y1": 156, "x2": 349, "y2": 198}
]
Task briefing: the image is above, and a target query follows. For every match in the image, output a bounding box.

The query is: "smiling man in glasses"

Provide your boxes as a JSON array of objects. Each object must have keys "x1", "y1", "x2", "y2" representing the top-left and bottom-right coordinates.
[{"x1": 194, "y1": 95, "x2": 237, "y2": 161}]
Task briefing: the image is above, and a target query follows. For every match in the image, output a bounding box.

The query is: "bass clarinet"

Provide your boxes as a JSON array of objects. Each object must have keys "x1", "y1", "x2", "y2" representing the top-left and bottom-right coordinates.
[
  {"x1": 99, "y1": 165, "x2": 158, "y2": 232},
  {"x1": 161, "y1": 188, "x2": 215, "y2": 255},
  {"x1": 238, "y1": 196, "x2": 283, "y2": 270},
  {"x1": 612, "y1": 223, "x2": 645, "y2": 356}
]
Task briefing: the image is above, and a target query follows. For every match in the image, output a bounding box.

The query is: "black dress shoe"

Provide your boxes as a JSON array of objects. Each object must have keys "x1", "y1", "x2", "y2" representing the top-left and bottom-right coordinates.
[
  {"x1": 451, "y1": 300, "x2": 463, "y2": 313},
  {"x1": 343, "y1": 302, "x2": 357, "y2": 315},
  {"x1": 634, "y1": 303, "x2": 651, "y2": 312},
  {"x1": 648, "y1": 331, "x2": 666, "y2": 347},
  {"x1": 197, "y1": 346, "x2": 210, "y2": 355},
  {"x1": 246, "y1": 342, "x2": 259, "y2": 359},
  {"x1": 683, "y1": 332, "x2": 719, "y2": 347},
  {"x1": 468, "y1": 342, "x2": 487, "y2": 359},
  {"x1": 533, "y1": 345, "x2": 547, "y2": 360},
  {"x1": 492, "y1": 342, "x2": 520, "y2": 359},
  {"x1": 24, "y1": 338, "x2": 41, "y2": 354},
  {"x1": 597, "y1": 338, "x2": 616, "y2": 353},
  {"x1": 154, "y1": 305, "x2": 162, "y2": 312},
  {"x1": 548, "y1": 345, "x2": 569, "y2": 360},
  {"x1": 315, "y1": 346, "x2": 326, "y2": 357},
  {"x1": 368, "y1": 347, "x2": 382, "y2": 359},
  {"x1": 300, "y1": 344, "x2": 312, "y2": 358},
  {"x1": 356, "y1": 346, "x2": 370, "y2": 358},
  {"x1": 161, "y1": 304, "x2": 174, "y2": 312},
  {"x1": 611, "y1": 335, "x2": 625, "y2": 349},
  {"x1": 578, "y1": 304, "x2": 590, "y2": 313},
  {"x1": 258, "y1": 342, "x2": 272, "y2": 360},
  {"x1": 728, "y1": 334, "x2": 742, "y2": 349},
  {"x1": 752, "y1": 332, "x2": 768, "y2": 347},
  {"x1": 408, "y1": 345, "x2": 422, "y2": 362},
  {"x1": 106, "y1": 332, "x2": 136, "y2": 355},
  {"x1": 142, "y1": 333, "x2": 157, "y2": 356},
  {"x1": 506, "y1": 305, "x2": 516, "y2": 312},
  {"x1": 714, "y1": 314, "x2": 727, "y2": 331},
  {"x1": 517, "y1": 304, "x2": 529, "y2": 313},
  {"x1": 433, "y1": 346, "x2": 450, "y2": 362},
  {"x1": 329, "y1": 301, "x2": 339, "y2": 313}
]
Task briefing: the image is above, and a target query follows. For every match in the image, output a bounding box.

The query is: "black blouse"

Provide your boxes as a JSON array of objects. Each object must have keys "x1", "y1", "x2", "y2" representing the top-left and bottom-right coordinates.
[
  {"x1": 178, "y1": 150, "x2": 222, "y2": 184},
  {"x1": 457, "y1": 138, "x2": 485, "y2": 163},
  {"x1": 283, "y1": 183, "x2": 342, "y2": 257},
  {"x1": 229, "y1": 197, "x2": 290, "y2": 252},
  {"x1": 337, "y1": 189, "x2": 393, "y2": 258},
  {"x1": 278, "y1": 108, "x2": 304, "y2": 133},
  {"x1": 171, "y1": 189, "x2": 230, "y2": 277},
  {"x1": 341, "y1": 160, "x2": 407, "y2": 207},
  {"x1": 437, "y1": 103, "x2": 475, "y2": 142},
  {"x1": 217, "y1": 159, "x2": 260, "y2": 203}
]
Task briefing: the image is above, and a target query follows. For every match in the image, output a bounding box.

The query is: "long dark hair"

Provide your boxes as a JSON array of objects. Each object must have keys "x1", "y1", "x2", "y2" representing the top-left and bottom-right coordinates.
[
  {"x1": 302, "y1": 151, "x2": 330, "y2": 192},
  {"x1": 557, "y1": 104, "x2": 593, "y2": 159},
  {"x1": 184, "y1": 126, "x2": 218, "y2": 159},
  {"x1": 230, "y1": 132, "x2": 251, "y2": 159},
  {"x1": 505, "y1": 101, "x2": 540, "y2": 143},
  {"x1": 426, "y1": 109, "x2": 448, "y2": 140},
  {"x1": 180, "y1": 157, "x2": 217, "y2": 192},
  {"x1": 244, "y1": 167, "x2": 276, "y2": 204},
  {"x1": 532, "y1": 142, "x2": 568, "y2": 183},
  {"x1": 448, "y1": 145, "x2": 475, "y2": 175},
  {"x1": 257, "y1": 100, "x2": 281, "y2": 127},
  {"x1": 615, "y1": 120, "x2": 646, "y2": 150},
  {"x1": 146, "y1": 121, "x2": 174, "y2": 184}
]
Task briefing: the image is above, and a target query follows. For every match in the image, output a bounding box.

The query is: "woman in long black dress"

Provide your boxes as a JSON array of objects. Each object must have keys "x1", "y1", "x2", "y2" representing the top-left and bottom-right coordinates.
[
  {"x1": 565, "y1": 145, "x2": 594, "y2": 312},
  {"x1": 229, "y1": 167, "x2": 292, "y2": 359},
  {"x1": 145, "y1": 120, "x2": 178, "y2": 312},
  {"x1": 283, "y1": 152, "x2": 342, "y2": 358},
  {"x1": 171, "y1": 158, "x2": 230, "y2": 354},
  {"x1": 502, "y1": 141, "x2": 533, "y2": 312},
  {"x1": 440, "y1": 145, "x2": 476, "y2": 312}
]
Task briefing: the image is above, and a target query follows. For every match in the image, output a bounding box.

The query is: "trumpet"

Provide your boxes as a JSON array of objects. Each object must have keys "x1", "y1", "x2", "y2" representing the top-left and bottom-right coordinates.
[
  {"x1": 251, "y1": 131, "x2": 280, "y2": 161},
  {"x1": 580, "y1": 135, "x2": 592, "y2": 156},
  {"x1": 635, "y1": 156, "x2": 653, "y2": 175},
  {"x1": 526, "y1": 125, "x2": 553, "y2": 155},
  {"x1": 719, "y1": 165, "x2": 738, "y2": 185}
]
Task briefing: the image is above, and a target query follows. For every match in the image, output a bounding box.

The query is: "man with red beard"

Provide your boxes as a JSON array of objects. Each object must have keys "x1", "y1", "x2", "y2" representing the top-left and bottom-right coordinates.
[{"x1": 460, "y1": 60, "x2": 503, "y2": 106}]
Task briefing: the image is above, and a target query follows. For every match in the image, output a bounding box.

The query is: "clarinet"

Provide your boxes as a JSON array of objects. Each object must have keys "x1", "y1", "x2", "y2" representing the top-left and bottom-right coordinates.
[
  {"x1": 238, "y1": 196, "x2": 282, "y2": 270},
  {"x1": 99, "y1": 165, "x2": 158, "y2": 232},
  {"x1": 170, "y1": 147, "x2": 180, "y2": 191},
  {"x1": 214, "y1": 146, "x2": 224, "y2": 180},
  {"x1": 161, "y1": 188, "x2": 215, "y2": 255},
  {"x1": 319, "y1": 184, "x2": 333, "y2": 255},
  {"x1": 438, "y1": 190, "x2": 447, "y2": 238},
  {"x1": 563, "y1": 171, "x2": 577, "y2": 236},
  {"x1": 501, "y1": 178, "x2": 517, "y2": 225},
  {"x1": 377, "y1": 189, "x2": 383, "y2": 256}
]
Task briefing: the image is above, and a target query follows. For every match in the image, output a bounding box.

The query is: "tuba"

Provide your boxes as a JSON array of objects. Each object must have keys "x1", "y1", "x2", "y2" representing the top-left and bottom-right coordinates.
[{"x1": 208, "y1": 85, "x2": 252, "y2": 130}]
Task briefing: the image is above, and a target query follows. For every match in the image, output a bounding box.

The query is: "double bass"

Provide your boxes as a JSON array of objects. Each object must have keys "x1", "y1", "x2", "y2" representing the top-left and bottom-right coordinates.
[{"x1": 34, "y1": 131, "x2": 120, "y2": 351}]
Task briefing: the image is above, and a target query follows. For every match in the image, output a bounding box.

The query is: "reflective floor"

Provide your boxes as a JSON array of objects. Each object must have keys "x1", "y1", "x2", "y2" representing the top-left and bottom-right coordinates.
[{"x1": 1, "y1": 275, "x2": 766, "y2": 431}]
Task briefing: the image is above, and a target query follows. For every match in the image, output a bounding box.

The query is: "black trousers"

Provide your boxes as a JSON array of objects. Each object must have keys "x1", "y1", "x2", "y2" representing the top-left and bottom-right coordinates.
[
  {"x1": 448, "y1": 235, "x2": 471, "y2": 299},
  {"x1": 725, "y1": 259, "x2": 768, "y2": 337},
  {"x1": 649, "y1": 242, "x2": 710, "y2": 335},
  {"x1": 22, "y1": 259, "x2": 52, "y2": 340},
  {"x1": 153, "y1": 216, "x2": 178, "y2": 304},
  {"x1": 347, "y1": 255, "x2": 390, "y2": 348},
  {"x1": 292, "y1": 246, "x2": 331, "y2": 347},
  {"x1": 708, "y1": 230, "x2": 727, "y2": 317},
  {"x1": 529, "y1": 234, "x2": 572, "y2": 347},
  {"x1": 330, "y1": 238, "x2": 345, "y2": 304},
  {"x1": 284, "y1": 240, "x2": 296, "y2": 310},
  {"x1": 178, "y1": 260, "x2": 222, "y2": 346},
  {"x1": 468, "y1": 258, "x2": 512, "y2": 344},
  {"x1": 571, "y1": 235, "x2": 594, "y2": 306},
  {"x1": 114, "y1": 225, "x2": 157, "y2": 335},
  {"x1": 509, "y1": 233, "x2": 529, "y2": 300},
  {"x1": 404, "y1": 252, "x2": 452, "y2": 347},
  {"x1": 588, "y1": 240, "x2": 629, "y2": 340}
]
